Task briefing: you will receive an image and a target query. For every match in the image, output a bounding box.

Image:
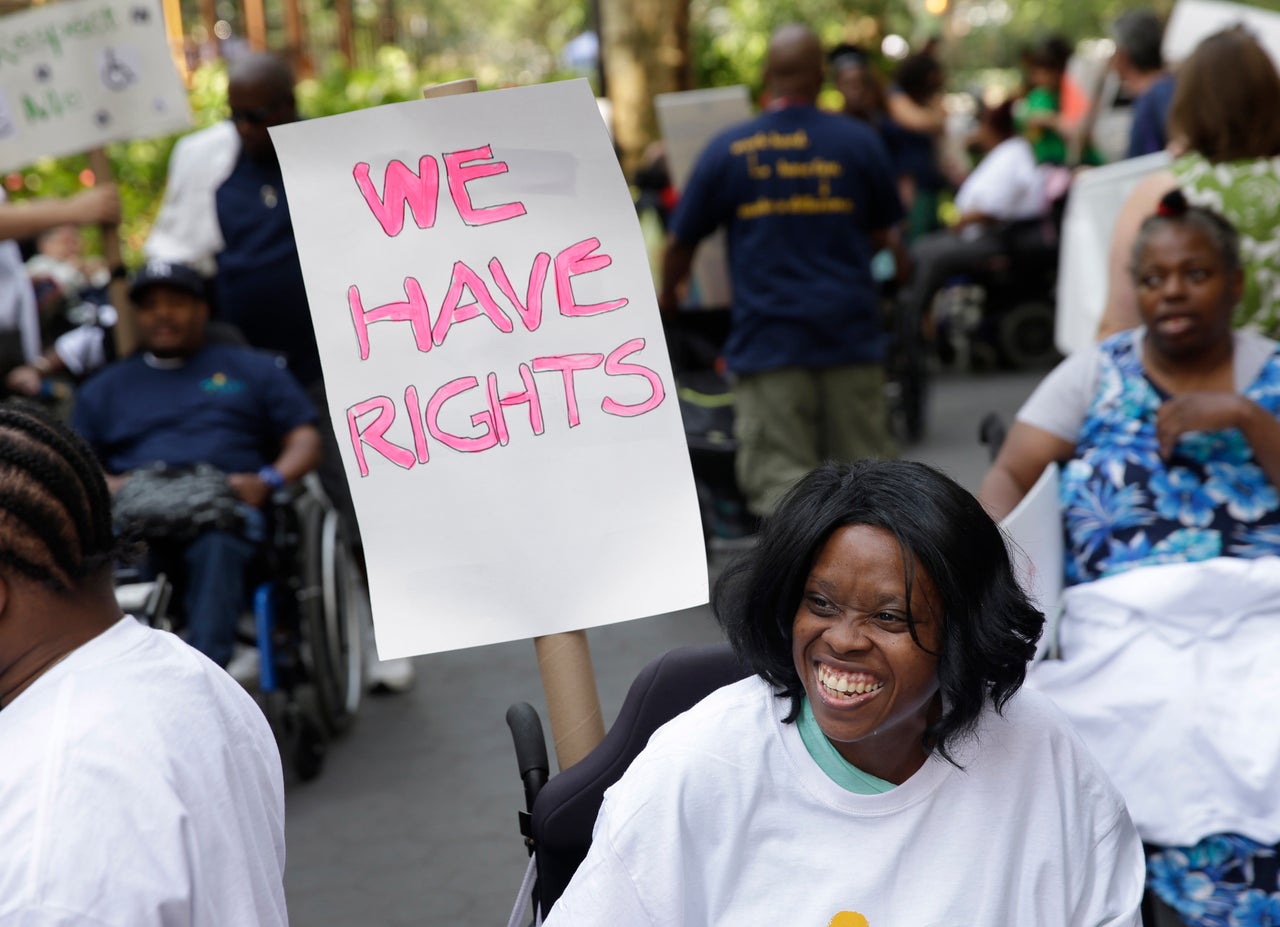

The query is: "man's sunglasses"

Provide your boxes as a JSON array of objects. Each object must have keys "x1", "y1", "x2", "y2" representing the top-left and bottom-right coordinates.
[{"x1": 230, "y1": 106, "x2": 276, "y2": 126}]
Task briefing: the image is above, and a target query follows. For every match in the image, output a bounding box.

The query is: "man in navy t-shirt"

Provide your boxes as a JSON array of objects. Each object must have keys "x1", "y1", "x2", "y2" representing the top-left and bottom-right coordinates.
[
  {"x1": 661, "y1": 23, "x2": 903, "y2": 517},
  {"x1": 72, "y1": 261, "x2": 321, "y2": 667},
  {"x1": 1111, "y1": 9, "x2": 1175, "y2": 159}
]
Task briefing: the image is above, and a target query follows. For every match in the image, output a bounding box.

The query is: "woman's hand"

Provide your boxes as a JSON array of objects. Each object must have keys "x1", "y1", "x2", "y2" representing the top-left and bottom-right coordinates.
[{"x1": 1157, "y1": 391, "x2": 1251, "y2": 458}]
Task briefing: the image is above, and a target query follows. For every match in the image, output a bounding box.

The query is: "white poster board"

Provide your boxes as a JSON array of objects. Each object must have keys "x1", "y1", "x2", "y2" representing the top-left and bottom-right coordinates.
[
  {"x1": 1000, "y1": 462, "x2": 1063, "y2": 661},
  {"x1": 1165, "y1": 0, "x2": 1280, "y2": 66},
  {"x1": 655, "y1": 86, "x2": 752, "y2": 309},
  {"x1": 269, "y1": 79, "x2": 708, "y2": 658},
  {"x1": 1055, "y1": 150, "x2": 1170, "y2": 356},
  {"x1": 0, "y1": 0, "x2": 191, "y2": 172}
]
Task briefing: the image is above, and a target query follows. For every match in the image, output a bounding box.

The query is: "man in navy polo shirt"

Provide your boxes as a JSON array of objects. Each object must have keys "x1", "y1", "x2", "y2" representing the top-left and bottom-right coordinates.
[
  {"x1": 143, "y1": 55, "x2": 418, "y2": 692},
  {"x1": 72, "y1": 261, "x2": 322, "y2": 667},
  {"x1": 660, "y1": 23, "x2": 903, "y2": 517}
]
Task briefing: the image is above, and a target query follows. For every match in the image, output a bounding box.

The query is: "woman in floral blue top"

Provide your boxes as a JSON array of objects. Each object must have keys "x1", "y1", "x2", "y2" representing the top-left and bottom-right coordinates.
[{"x1": 980, "y1": 190, "x2": 1280, "y2": 927}]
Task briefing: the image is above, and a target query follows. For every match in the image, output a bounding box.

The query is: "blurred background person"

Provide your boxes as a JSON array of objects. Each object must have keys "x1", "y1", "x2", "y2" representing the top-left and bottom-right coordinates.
[
  {"x1": 897, "y1": 99, "x2": 1046, "y2": 336},
  {"x1": 1110, "y1": 9, "x2": 1176, "y2": 159},
  {"x1": 886, "y1": 52, "x2": 950, "y2": 239},
  {"x1": 661, "y1": 24, "x2": 902, "y2": 519},
  {"x1": 1017, "y1": 35, "x2": 1075, "y2": 166},
  {"x1": 0, "y1": 186, "x2": 119, "y2": 393},
  {"x1": 1097, "y1": 27, "x2": 1280, "y2": 341}
]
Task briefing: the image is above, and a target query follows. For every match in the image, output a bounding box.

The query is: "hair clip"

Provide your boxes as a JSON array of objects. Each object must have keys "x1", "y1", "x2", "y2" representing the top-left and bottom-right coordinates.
[{"x1": 1156, "y1": 189, "x2": 1188, "y2": 218}]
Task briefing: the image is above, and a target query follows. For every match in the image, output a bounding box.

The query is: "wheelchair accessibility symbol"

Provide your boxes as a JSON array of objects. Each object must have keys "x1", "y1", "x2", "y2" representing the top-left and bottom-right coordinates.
[
  {"x1": 99, "y1": 46, "x2": 139, "y2": 92},
  {"x1": 0, "y1": 93, "x2": 15, "y2": 141}
]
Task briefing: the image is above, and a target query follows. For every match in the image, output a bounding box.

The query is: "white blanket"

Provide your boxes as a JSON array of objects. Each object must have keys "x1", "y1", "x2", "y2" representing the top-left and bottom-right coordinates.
[{"x1": 1028, "y1": 555, "x2": 1280, "y2": 846}]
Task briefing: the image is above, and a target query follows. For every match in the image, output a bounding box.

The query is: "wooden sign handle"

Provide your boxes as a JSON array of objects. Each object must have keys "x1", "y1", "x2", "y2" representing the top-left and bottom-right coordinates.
[
  {"x1": 420, "y1": 77, "x2": 605, "y2": 772},
  {"x1": 86, "y1": 148, "x2": 136, "y2": 357}
]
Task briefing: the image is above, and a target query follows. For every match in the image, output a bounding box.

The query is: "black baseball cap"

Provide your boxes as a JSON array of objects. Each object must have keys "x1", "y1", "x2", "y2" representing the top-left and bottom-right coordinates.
[{"x1": 128, "y1": 260, "x2": 207, "y2": 303}]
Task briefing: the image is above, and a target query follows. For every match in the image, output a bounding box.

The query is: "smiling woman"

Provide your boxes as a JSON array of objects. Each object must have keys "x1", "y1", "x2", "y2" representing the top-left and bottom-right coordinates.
[
  {"x1": 543, "y1": 458, "x2": 1146, "y2": 927},
  {"x1": 791, "y1": 523, "x2": 943, "y2": 785}
]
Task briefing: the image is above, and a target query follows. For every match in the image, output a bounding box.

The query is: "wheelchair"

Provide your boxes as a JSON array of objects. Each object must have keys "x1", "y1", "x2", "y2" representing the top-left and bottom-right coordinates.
[
  {"x1": 115, "y1": 473, "x2": 366, "y2": 782},
  {"x1": 504, "y1": 644, "x2": 752, "y2": 925},
  {"x1": 880, "y1": 273, "x2": 930, "y2": 445},
  {"x1": 928, "y1": 216, "x2": 1062, "y2": 372}
]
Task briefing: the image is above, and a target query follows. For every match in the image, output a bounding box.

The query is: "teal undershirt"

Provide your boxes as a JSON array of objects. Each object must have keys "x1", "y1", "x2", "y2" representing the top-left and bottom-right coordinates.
[{"x1": 797, "y1": 697, "x2": 897, "y2": 794}]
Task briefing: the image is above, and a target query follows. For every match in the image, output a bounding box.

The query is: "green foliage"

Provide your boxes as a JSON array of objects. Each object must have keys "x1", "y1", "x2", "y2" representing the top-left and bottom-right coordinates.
[
  {"x1": 690, "y1": 0, "x2": 916, "y2": 92},
  {"x1": 297, "y1": 46, "x2": 427, "y2": 117}
]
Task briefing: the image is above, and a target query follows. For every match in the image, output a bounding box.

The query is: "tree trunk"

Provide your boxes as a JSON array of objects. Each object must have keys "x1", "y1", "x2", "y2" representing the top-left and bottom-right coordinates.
[
  {"x1": 283, "y1": 0, "x2": 309, "y2": 77},
  {"x1": 599, "y1": 0, "x2": 690, "y2": 176},
  {"x1": 335, "y1": 0, "x2": 355, "y2": 68},
  {"x1": 243, "y1": 0, "x2": 266, "y2": 50}
]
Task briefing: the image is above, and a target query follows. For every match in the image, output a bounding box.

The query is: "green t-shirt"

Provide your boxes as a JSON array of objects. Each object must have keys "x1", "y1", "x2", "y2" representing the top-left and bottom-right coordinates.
[
  {"x1": 796, "y1": 697, "x2": 897, "y2": 794},
  {"x1": 1019, "y1": 87, "x2": 1067, "y2": 165}
]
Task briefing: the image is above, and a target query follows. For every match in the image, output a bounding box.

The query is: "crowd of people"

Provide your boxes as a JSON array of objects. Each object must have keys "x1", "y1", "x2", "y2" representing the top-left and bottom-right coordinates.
[{"x1": 2, "y1": 10, "x2": 1279, "y2": 927}]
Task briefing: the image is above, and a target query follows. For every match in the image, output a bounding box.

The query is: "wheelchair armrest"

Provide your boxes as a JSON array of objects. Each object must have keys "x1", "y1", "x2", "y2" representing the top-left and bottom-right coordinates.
[
  {"x1": 507, "y1": 702, "x2": 550, "y2": 816},
  {"x1": 115, "y1": 573, "x2": 174, "y2": 627},
  {"x1": 978, "y1": 412, "x2": 1007, "y2": 460}
]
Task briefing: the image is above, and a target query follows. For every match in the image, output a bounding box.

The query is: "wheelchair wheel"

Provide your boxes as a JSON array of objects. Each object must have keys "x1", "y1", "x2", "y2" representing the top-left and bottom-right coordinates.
[
  {"x1": 298, "y1": 503, "x2": 365, "y2": 735},
  {"x1": 996, "y1": 300, "x2": 1058, "y2": 369},
  {"x1": 291, "y1": 483, "x2": 366, "y2": 737},
  {"x1": 266, "y1": 689, "x2": 328, "y2": 783},
  {"x1": 885, "y1": 299, "x2": 930, "y2": 444}
]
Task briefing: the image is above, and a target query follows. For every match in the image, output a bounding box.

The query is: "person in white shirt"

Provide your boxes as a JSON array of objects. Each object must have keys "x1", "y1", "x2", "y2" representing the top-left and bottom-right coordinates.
[
  {"x1": 0, "y1": 186, "x2": 119, "y2": 386},
  {"x1": 897, "y1": 99, "x2": 1048, "y2": 332},
  {"x1": 0, "y1": 403, "x2": 288, "y2": 926},
  {"x1": 545, "y1": 458, "x2": 1144, "y2": 926}
]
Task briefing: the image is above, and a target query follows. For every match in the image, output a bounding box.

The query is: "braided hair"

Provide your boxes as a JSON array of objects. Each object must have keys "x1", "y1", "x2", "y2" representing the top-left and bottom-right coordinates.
[
  {"x1": 1131, "y1": 188, "x2": 1242, "y2": 282},
  {"x1": 0, "y1": 403, "x2": 115, "y2": 593}
]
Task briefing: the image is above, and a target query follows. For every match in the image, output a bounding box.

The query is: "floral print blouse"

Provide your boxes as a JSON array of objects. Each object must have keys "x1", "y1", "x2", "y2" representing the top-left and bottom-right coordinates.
[{"x1": 1060, "y1": 330, "x2": 1280, "y2": 586}]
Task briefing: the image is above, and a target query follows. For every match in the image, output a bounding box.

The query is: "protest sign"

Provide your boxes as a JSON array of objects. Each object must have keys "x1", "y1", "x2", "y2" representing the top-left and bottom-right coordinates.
[
  {"x1": 1055, "y1": 150, "x2": 1170, "y2": 356},
  {"x1": 655, "y1": 86, "x2": 752, "y2": 309},
  {"x1": 999, "y1": 462, "x2": 1063, "y2": 661},
  {"x1": 270, "y1": 79, "x2": 708, "y2": 659},
  {"x1": 0, "y1": 0, "x2": 190, "y2": 173},
  {"x1": 1165, "y1": 0, "x2": 1280, "y2": 66}
]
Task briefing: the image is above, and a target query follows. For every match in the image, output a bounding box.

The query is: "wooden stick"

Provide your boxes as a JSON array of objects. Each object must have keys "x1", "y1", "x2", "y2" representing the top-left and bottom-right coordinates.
[
  {"x1": 533, "y1": 632, "x2": 605, "y2": 771},
  {"x1": 421, "y1": 76, "x2": 606, "y2": 772},
  {"x1": 86, "y1": 148, "x2": 136, "y2": 357}
]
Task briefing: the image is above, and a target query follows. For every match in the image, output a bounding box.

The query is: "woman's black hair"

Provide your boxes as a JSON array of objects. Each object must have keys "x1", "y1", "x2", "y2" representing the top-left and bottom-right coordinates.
[
  {"x1": 829, "y1": 42, "x2": 870, "y2": 71},
  {"x1": 1130, "y1": 188, "x2": 1242, "y2": 282},
  {"x1": 712, "y1": 459, "x2": 1042, "y2": 766},
  {"x1": 0, "y1": 402, "x2": 116, "y2": 593},
  {"x1": 1026, "y1": 34, "x2": 1073, "y2": 72},
  {"x1": 895, "y1": 54, "x2": 943, "y2": 104}
]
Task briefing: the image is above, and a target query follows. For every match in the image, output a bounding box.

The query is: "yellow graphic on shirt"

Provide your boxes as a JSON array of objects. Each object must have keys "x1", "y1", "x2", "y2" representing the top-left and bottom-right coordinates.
[
  {"x1": 746, "y1": 151, "x2": 772, "y2": 180},
  {"x1": 729, "y1": 129, "x2": 810, "y2": 156},
  {"x1": 828, "y1": 913, "x2": 869, "y2": 927},
  {"x1": 728, "y1": 132, "x2": 855, "y2": 220},
  {"x1": 737, "y1": 194, "x2": 854, "y2": 220}
]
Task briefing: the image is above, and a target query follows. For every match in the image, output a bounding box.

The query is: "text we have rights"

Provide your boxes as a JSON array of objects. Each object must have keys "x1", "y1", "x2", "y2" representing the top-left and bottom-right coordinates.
[{"x1": 345, "y1": 145, "x2": 666, "y2": 477}]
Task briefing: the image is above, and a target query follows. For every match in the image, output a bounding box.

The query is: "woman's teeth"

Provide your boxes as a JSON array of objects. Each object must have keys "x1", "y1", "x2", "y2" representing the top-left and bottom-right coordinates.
[{"x1": 818, "y1": 664, "x2": 884, "y2": 697}]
